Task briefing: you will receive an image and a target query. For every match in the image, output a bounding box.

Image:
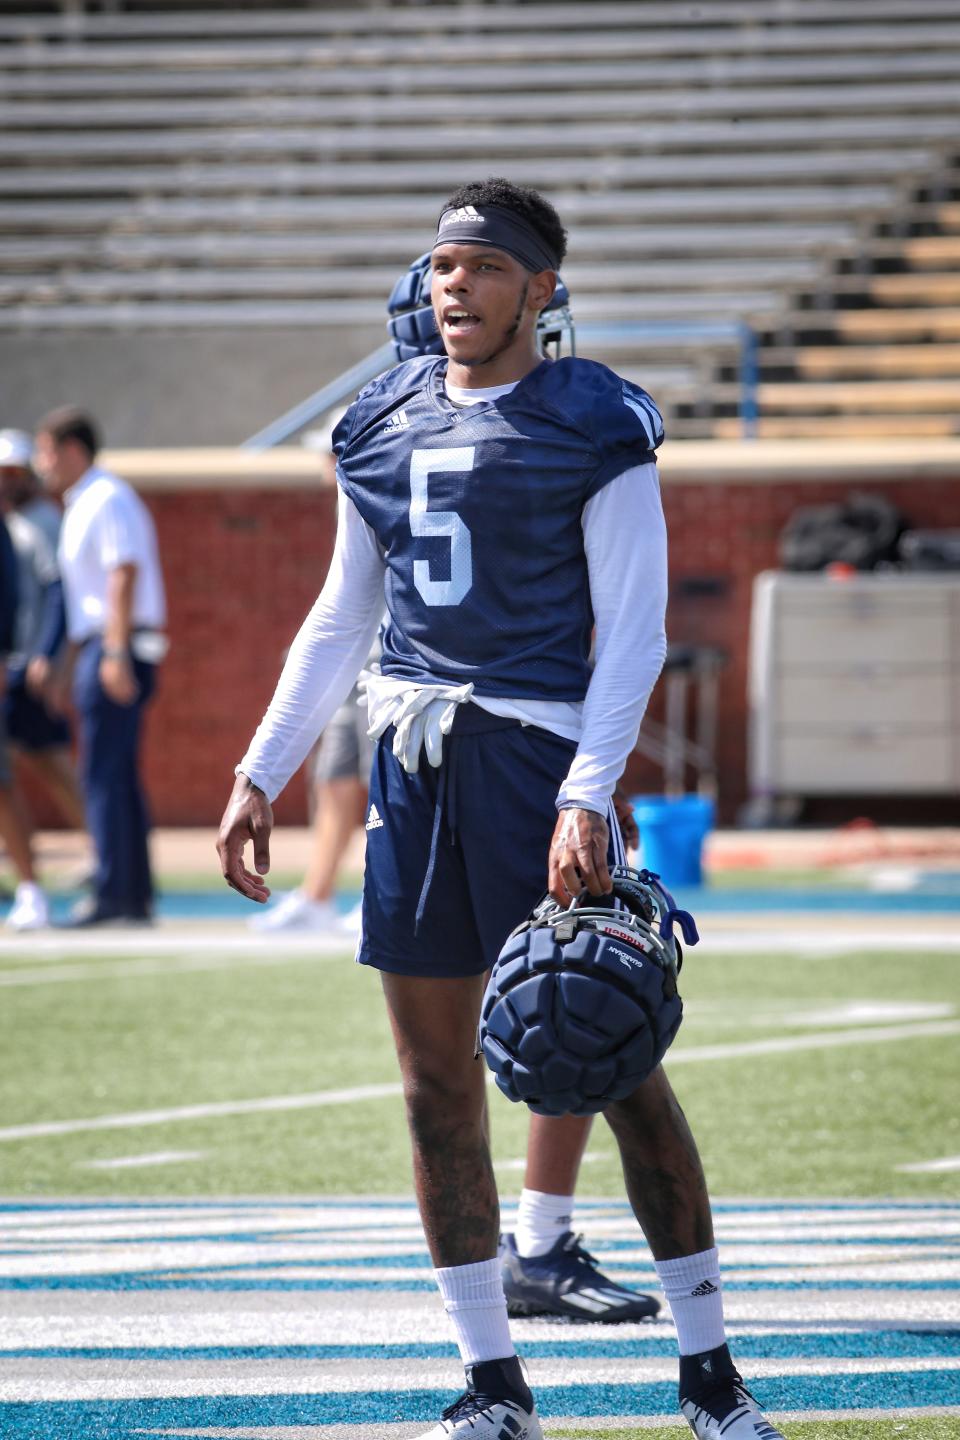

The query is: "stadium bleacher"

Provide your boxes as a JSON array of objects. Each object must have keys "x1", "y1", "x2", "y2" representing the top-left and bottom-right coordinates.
[{"x1": 0, "y1": 0, "x2": 958, "y2": 440}]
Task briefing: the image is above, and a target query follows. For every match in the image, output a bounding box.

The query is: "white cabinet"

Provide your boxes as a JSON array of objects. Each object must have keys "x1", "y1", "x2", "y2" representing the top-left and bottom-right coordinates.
[{"x1": 748, "y1": 572, "x2": 960, "y2": 798}]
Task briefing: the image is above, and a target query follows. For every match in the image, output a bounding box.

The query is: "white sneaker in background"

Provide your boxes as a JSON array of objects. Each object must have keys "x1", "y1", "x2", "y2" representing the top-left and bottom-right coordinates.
[
  {"x1": 7, "y1": 882, "x2": 50, "y2": 931},
  {"x1": 338, "y1": 899, "x2": 363, "y2": 935},
  {"x1": 248, "y1": 890, "x2": 340, "y2": 933}
]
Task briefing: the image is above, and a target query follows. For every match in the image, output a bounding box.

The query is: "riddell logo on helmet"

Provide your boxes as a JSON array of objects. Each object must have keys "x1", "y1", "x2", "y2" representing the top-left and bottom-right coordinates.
[{"x1": 599, "y1": 924, "x2": 648, "y2": 951}]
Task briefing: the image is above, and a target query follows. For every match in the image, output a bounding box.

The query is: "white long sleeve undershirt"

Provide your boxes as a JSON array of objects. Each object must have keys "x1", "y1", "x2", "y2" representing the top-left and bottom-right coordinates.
[{"x1": 238, "y1": 462, "x2": 667, "y2": 814}]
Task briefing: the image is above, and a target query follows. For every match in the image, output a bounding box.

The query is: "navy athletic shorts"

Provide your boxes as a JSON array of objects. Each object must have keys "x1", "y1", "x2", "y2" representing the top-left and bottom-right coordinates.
[
  {"x1": 4, "y1": 678, "x2": 71, "y2": 751},
  {"x1": 357, "y1": 703, "x2": 579, "y2": 979}
]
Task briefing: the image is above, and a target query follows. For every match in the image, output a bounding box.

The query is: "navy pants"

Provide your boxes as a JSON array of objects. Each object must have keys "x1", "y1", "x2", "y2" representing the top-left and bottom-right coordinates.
[{"x1": 74, "y1": 638, "x2": 156, "y2": 918}]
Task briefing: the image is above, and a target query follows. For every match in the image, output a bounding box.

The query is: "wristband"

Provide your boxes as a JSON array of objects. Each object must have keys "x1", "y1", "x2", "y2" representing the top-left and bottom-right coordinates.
[{"x1": 101, "y1": 646, "x2": 129, "y2": 660}]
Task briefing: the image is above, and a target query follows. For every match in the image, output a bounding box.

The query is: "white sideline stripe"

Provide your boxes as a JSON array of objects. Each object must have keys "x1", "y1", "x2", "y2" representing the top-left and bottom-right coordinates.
[
  {"x1": 77, "y1": 1151, "x2": 206, "y2": 1172},
  {"x1": 2, "y1": 1018, "x2": 958, "y2": 1143},
  {"x1": 123, "y1": 1412, "x2": 960, "y2": 1437},
  {"x1": 3, "y1": 1354, "x2": 958, "y2": 1403},
  {"x1": 897, "y1": 1154, "x2": 960, "y2": 1174}
]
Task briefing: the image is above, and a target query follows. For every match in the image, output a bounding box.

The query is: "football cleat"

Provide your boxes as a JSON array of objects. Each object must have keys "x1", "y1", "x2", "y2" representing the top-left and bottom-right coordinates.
[
  {"x1": 679, "y1": 1344, "x2": 786, "y2": 1440},
  {"x1": 501, "y1": 1231, "x2": 661, "y2": 1323},
  {"x1": 414, "y1": 1357, "x2": 543, "y2": 1439}
]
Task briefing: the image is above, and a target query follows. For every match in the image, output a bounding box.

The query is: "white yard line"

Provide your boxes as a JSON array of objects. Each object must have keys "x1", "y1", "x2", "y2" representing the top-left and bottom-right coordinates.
[
  {"x1": 2, "y1": 1019, "x2": 958, "y2": 1144},
  {"x1": 897, "y1": 1155, "x2": 960, "y2": 1174},
  {"x1": 77, "y1": 1151, "x2": 207, "y2": 1172}
]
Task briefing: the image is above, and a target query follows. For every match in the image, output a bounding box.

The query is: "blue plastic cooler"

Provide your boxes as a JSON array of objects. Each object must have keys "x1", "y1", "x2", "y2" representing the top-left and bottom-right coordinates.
[{"x1": 632, "y1": 794, "x2": 715, "y2": 887}]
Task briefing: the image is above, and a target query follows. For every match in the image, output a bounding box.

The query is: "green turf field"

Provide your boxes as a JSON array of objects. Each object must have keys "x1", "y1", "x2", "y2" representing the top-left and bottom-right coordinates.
[{"x1": 2, "y1": 940, "x2": 956, "y2": 1199}]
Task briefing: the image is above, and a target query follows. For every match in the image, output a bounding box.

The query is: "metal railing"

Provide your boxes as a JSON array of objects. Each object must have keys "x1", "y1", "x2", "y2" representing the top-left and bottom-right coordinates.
[{"x1": 243, "y1": 320, "x2": 759, "y2": 451}]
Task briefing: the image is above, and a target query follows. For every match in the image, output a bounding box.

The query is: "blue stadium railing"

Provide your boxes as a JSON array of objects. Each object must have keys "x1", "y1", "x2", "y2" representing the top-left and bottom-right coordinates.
[{"x1": 243, "y1": 321, "x2": 758, "y2": 451}]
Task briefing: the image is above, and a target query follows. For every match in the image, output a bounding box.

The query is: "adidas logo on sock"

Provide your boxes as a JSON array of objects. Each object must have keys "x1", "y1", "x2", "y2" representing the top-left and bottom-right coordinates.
[
  {"x1": 690, "y1": 1279, "x2": 718, "y2": 1297},
  {"x1": 365, "y1": 804, "x2": 384, "y2": 831}
]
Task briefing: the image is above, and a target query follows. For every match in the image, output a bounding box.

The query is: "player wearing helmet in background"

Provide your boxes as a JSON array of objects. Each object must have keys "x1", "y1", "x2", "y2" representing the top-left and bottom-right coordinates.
[{"x1": 219, "y1": 177, "x2": 787, "y2": 1440}]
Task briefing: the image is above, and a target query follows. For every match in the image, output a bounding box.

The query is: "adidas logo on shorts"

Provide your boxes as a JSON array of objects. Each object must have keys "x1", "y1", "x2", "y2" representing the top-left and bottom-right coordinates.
[
  {"x1": 365, "y1": 804, "x2": 384, "y2": 831},
  {"x1": 383, "y1": 409, "x2": 410, "y2": 434}
]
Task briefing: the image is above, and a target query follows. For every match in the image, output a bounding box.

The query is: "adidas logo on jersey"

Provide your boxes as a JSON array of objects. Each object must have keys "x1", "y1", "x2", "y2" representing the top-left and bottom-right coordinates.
[
  {"x1": 365, "y1": 804, "x2": 384, "y2": 831},
  {"x1": 690, "y1": 1279, "x2": 719, "y2": 1298},
  {"x1": 441, "y1": 204, "x2": 484, "y2": 226},
  {"x1": 383, "y1": 409, "x2": 410, "y2": 434}
]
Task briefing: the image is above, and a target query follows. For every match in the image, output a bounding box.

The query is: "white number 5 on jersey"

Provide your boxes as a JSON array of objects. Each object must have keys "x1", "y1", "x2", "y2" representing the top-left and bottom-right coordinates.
[{"x1": 409, "y1": 447, "x2": 474, "y2": 606}]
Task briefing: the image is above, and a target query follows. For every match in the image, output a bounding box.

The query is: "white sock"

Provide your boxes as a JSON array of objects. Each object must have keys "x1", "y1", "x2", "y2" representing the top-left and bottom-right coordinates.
[
  {"x1": 435, "y1": 1259, "x2": 514, "y2": 1366},
  {"x1": 654, "y1": 1246, "x2": 726, "y2": 1356},
  {"x1": 514, "y1": 1188, "x2": 575, "y2": 1258}
]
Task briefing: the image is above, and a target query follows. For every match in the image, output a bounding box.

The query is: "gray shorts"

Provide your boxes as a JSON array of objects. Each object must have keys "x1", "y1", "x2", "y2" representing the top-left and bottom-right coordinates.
[{"x1": 312, "y1": 685, "x2": 374, "y2": 785}]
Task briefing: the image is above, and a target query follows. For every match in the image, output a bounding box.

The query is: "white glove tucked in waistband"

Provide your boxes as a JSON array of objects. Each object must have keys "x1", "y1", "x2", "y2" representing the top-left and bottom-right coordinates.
[{"x1": 364, "y1": 673, "x2": 475, "y2": 774}]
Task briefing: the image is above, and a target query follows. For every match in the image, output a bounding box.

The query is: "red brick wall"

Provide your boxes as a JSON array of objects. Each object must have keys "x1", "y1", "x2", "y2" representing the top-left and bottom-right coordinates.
[{"x1": 23, "y1": 467, "x2": 959, "y2": 829}]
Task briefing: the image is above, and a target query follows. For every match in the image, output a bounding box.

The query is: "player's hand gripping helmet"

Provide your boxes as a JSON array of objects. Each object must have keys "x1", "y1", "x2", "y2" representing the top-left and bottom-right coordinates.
[
  {"x1": 386, "y1": 251, "x2": 575, "y2": 362},
  {"x1": 479, "y1": 867, "x2": 699, "y2": 1117}
]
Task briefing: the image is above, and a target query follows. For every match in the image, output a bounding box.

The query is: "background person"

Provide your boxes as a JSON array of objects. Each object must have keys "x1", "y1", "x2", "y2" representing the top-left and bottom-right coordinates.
[
  {"x1": 0, "y1": 429, "x2": 87, "y2": 929},
  {"x1": 0, "y1": 497, "x2": 46, "y2": 928},
  {"x1": 33, "y1": 407, "x2": 166, "y2": 927}
]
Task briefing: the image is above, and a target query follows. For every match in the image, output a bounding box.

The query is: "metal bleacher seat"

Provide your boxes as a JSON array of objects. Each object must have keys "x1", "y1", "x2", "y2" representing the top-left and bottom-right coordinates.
[{"x1": 0, "y1": 0, "x2": 958, "y2": 442}]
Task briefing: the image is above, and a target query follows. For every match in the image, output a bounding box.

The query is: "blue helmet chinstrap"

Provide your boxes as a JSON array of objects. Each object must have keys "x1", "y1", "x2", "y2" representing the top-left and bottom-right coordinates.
[{"x1": 479, "y1": 867, "x2": 699, "y2": 1117}]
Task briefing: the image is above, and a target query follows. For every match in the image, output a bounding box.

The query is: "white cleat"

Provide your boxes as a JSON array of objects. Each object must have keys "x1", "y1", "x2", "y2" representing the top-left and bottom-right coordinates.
[
  {"x1": 680, "y1": 1345, "x2": 785, "y2": 1440},
  {"x1": 247, "y1": 890, "x2": 340, "y2": 933},
  {"x1": 7, "y1": 881, "x2": 50, "y2": 931},
  {"x1": 415, "y1": 1359, "x2": 543, "y2": 1440},
  {"x1": 414, "y1": 1394, "x2": 542, "y2": 1440}
]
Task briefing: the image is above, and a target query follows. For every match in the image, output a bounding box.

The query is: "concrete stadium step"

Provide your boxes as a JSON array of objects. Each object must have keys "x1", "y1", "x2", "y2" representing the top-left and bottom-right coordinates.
[
  {"x1": 777, "y1": 308, "x2": 960, "y2": 341},
  {"x1": 712, "y1": 413, "x2": 959, "y2": 438},
  {"x1": 0, "y1": 149, "x2": 933, "y2": 196},
  {"x1": 0, "y1": 257, "x2": 819, "y2": 304},
  {"x1": 3, "y1": 57, "x2": 960, "y2": 125},
  {"x1": 0, "y1": 221, "x2": 859, "y2": 270},
  {"x1": 2, "y1": 0, "x2": 957, "y2": 41},
  {"x1": 756, "y1": 378, "x2": 960, "y2": 412},
  {"x1": 2, "y1": 113, "x2": 954, "y2": 164},
  {"x1": 870, "y1": 273, "x2": 960, "y2": 304},
  {"x1": 3, "y1": 21, "x2": 959, "y2": 69},
  {"x1": 0, "y1": 187, "x2": 902, "y2": 235},
  {"x1": 794, "y1": 343, "x2": 960, "y2": 378}
]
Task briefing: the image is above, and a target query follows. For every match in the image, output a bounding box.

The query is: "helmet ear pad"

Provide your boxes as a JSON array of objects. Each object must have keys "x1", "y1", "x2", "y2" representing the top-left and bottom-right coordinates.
[{"x1": 479, "y1": 918, "x2": 683, "y2": 1118}]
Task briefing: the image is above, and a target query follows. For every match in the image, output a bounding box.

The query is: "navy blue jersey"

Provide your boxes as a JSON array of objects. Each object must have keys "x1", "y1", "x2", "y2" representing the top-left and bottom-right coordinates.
[{"x1": 334, "y1": 355, "x2": 663, "y2": 701}]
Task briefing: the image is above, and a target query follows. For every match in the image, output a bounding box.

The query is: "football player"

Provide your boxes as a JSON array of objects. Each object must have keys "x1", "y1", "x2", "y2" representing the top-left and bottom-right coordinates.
[
  {"x1": 219, "y1": 178, "x2": 787, "y2": 1440},
  {"x1": 387, "y1": 250, "x2": 663, "y2": 1329}
]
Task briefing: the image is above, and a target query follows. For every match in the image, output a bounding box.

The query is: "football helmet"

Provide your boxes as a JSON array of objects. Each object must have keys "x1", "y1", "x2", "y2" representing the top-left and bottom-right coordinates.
[
  {"x1": 479, "y1": 867, "x2": 699, "y2": 1117},
  {"x1": 386, "y1": 251, "x2": 575, "y2": 362}
]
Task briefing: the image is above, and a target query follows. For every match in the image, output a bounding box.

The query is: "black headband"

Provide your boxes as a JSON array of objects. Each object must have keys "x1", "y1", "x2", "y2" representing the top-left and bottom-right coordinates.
[{"x1": 433, "y1": 203, "x2": 559, "y2": 273}]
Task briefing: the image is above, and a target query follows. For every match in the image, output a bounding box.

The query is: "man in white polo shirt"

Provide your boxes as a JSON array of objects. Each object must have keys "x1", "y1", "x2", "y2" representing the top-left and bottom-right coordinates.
[{"x1": 34, "y1": 407, "x2": 166, "y2": 926}]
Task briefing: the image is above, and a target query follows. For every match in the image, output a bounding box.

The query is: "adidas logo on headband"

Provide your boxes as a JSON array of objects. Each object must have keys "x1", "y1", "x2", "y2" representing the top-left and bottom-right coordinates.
[{"x1": 441, "y1": 205, "x2": 484, "y2": 226}]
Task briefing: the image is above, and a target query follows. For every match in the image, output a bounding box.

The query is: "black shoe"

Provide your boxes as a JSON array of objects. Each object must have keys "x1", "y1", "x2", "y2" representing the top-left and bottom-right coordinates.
[
  {"x1": 63, "y1": 897, "x2": 153, "y2": 928},
  {"x1": 414, "y1": 1356, "x2": 542, "y2": 1439},
  {"x1": 679, "y1": 1344, "x2": 786, "y2": 1440},
  {"x1": 501, "y1": 1230, "x2": 661, "y2": 1323}
]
